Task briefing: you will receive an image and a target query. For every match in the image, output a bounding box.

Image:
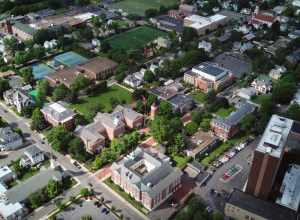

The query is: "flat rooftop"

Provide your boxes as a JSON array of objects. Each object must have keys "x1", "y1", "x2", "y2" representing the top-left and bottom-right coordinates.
[
  {"x1": 276, "y1": 164, "x2": 300, "y2": 211},
  {"x1": 256, "y1": 115, "x2": 294, "y2": 158}
]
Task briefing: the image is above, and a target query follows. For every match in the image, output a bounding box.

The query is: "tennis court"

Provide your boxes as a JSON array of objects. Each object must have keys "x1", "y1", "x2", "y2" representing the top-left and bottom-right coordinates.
[
  {"x1": 32, "y1": 63, "x2": 55, "y2": 80},
  {"x1": 54, "y1": 51, "x2": 88, "y2": 67}
]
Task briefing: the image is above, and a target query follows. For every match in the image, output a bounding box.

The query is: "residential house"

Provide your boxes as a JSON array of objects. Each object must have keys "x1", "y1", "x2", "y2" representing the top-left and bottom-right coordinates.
[
  {"x1": 123, "y1": 71, "x2": 145, "y2": 88},
  {"x1": 41, "y1": 101, "x2": 76, "y2": 130},
  {"x1": 211, "y1": 102, "x2": 256, "y2": 140},
  {"x1": 185, "y1": 130, "x2": 219, "y2": 158},
  {"x1": 20, "y1": 145, "x2": 45, "y2": 167},
  {"x1": 44, "y1": 39, "x2": 58, "y2": 50},
  {"x1": 3, "y1": 85, "x2": 35, "y2": 114},
  {"x1": 184, "y1": 62, "x2": 235, "y2": 93},
  {"x1": 251, "y1": 75, "x2": 272, "y2": 94},
  {"x1": 198, "y1": 40, "x2": 212, "y2": 52},
  {"x1": 251, "y1": 9, "x2": 277, "y2": 28},
  {"x1": 0, "y1": 166, "x2": 16, "y2": 183},
  {"x1": 286, "y1": 49, "x2": 300, "y2": 66},
  {"x1": 184, "y1": 14, "x2": 227, "y2": 35},
  {"x1": 0, "y1": 127, "x2": 23, "y2": 151},
  {"x1": 168, "y1": 94, "x2": 195, "y2": 114},
  {"x1": 76, "y1": 105, "x2": 144, "y2": 154},
  {"x1": 269, "y1": 65, "x2": 287, "y2": 80},
  {"x1": 237, "y1": 87, "x2": 256, "y2": 100},
  {"x1": 154, "y1": 37, "x2": 171, "y2": 49},
  {"x1": 111, "y1": 147, "x2": 183, "y2": 210}
]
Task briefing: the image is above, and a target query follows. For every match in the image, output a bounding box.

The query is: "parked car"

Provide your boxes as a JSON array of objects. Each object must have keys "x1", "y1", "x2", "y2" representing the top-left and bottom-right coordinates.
[{"x1": 101, "y1": 208, "x2": 107, "y2": 213}]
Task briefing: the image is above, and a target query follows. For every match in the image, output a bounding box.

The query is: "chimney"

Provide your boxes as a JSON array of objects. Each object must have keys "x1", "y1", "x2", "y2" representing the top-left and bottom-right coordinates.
[{"x1": 150, "y1": 103, "x2": 158, "y2": 120}]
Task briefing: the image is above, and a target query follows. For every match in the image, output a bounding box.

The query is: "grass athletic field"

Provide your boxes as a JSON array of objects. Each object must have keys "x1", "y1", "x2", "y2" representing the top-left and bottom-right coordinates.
[
  {"x1": 111, "y1": 0, "x2": 178, "y2": 16},
  {"x1": 104, "y1": 26, "x2": 168, "y2": 51}
]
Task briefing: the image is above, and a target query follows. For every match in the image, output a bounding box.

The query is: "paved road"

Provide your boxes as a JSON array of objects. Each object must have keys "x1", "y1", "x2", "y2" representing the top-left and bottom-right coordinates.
[
  {"x1": 0, "y1": 102, "x2": 146, "y2": 220},
  {"x1": 194, "y1": 138, "x2": 259, "y2": 211}
]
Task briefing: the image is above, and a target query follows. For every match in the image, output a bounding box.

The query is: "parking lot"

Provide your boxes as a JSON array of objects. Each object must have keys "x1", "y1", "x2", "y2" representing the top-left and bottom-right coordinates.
[
  {"x1": 194, "y1": 137, "x2": 259, "y2": 211},
  {"x1": 56, "y1": 199, "x2": 117, "y2": 220}
]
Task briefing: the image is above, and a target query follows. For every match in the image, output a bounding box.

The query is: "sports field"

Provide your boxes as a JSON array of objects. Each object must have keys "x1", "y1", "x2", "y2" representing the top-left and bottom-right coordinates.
[
  {"x1": 105, "y1": 26, "x2": 168, "y2": 51},
  {"x1": 111, "y1": 0, "x2": 178, "y2": 16}
]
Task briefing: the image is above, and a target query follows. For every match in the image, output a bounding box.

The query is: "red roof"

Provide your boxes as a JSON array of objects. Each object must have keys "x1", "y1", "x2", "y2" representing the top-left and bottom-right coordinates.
[{"x1": 253, "y1": 13, "x2": 276, "y2": 23}]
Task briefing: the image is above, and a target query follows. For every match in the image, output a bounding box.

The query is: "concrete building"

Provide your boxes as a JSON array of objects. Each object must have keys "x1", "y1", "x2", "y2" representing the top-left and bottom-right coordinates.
[
  {"x1": 184, "y1": 62, "x2": 234, "y2": 93},
  {"x1": 20, "y1": 145, "x2": 45, "y2": 168},
  {"x1": 185, "y1": 130, "x2": 219, "y2": 158},
  {"x1": 276, "y1": 164, "x2": 300, "y2": 211},
  {"x1": 211, "y1": 103, "x2": 256, "y2": 140},
  {"x1": 184, "y1": 14, "x2": 227, "y2": 35},
  {"x1": 246, "y1": 115, "x2": 294, "y2": 200},
  {"x1": 0, "y1": 127, "x2": 23, "y2": 151},
  {"x1": 111, "y1": 147, "x2": 183, "y2": 210},
  {"x1": 225, "y1": 189, "x2": 299, "y2": 220},
  {"x1": 76, "y1": 105, "x2": 143, "y2": 154},
  {"x1": 41, "y1": 101, "x2": 76, "y2": 130}
]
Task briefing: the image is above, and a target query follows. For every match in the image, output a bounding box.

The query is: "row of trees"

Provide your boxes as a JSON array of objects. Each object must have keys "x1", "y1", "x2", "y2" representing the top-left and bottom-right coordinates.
[{"x1": 92, "y1": 131, "x2": 141, "y2": 170}]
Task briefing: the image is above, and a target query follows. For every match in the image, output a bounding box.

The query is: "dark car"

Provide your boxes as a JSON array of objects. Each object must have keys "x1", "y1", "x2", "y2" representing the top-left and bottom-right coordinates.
[{"x1": 101, "y1": 208, "x2": 107, "y2": 213}]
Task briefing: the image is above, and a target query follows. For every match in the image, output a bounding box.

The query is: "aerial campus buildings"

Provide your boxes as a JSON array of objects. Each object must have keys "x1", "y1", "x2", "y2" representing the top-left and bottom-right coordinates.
[{"x1": 111, "y1": 147, "x2": 183, "y2": 210}]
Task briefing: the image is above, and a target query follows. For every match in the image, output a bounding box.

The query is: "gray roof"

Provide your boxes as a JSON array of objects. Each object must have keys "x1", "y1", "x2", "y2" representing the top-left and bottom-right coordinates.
[
  {"x1": 24, "y1": 145, "x2": 43, "y2": 157},
  {"x1": 76, "y1": 121, "x2": 106, "y2": 144},
  {"x1": 6, "y1": 168, "x2": 63, "y2": 204},
  {"x1": 213, "y1": 102, "x2": 255, "y2": 128},
  {"x1": 227, "y1": 189, "x2": 299, "y2": 220},
  {"x1": 112, "y1": 147, "x2": 183, "y2": 198},
  {"x1": 41, "y1": 101, "x2": 76, "y2": 123},
  {"x1": 0, "y1": 127, "x2": 22, "y2": 145}
]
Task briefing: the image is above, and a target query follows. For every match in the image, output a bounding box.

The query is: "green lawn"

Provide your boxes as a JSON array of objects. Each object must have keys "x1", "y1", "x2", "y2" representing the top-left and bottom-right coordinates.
[
  {"x1": 104, "y1": 26, "x2": 168, "y2": 51},
  {"x1": 71, "y1": 85, "x2": 132, "y2": 117},
  {"x1": 172, "y1": 154, "x2": 191, "y2": 169},
  {"x1": 190, "y1": 91, "x2": 206, "y2": 103},
  {"x1": 215, "y1": 106, "x2": 236, "y2": 118},
  {"x1": 111, "y1": 0, "x2": 178, "y2": 16},
  {"x1": 104, "y1": 178, "x2": 148, "y2": 215},
  {"x1": 251, "y1": 94, "x2": 272, "y2": 105}
]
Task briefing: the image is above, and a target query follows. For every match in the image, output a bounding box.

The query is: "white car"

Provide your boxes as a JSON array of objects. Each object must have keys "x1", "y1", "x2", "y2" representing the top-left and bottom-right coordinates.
[{"x1": 219, "y1": 156, "x2": 229, "y2": 163}]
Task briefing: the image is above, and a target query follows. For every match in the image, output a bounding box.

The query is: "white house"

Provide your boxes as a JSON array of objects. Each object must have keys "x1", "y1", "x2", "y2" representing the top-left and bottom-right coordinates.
[
  {"x1": 0, "y1": 127, "x2": 23, "y2": 151},
  {"x1": 20, "y1": 145, "x2": 45, "y2": 167},
  {"x1": 198, "y1": 40, "x2": 212, "y2": 52},
  {"x1": 251, "y1": 75, "x2": 272, "y2": 94},
  {"x1": 237, "y1": 87, "x2": 257, "y2": 100},
  {"x1": 43, "y1": 39, "x2": 57, "y2": 50},
  {"x1": 269, "y1": 65, "x2": 287, "y2": 80}
]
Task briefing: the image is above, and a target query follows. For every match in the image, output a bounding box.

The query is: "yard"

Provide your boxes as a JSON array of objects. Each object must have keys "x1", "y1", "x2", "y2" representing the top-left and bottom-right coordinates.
[
  {"x1": 110, "y1": 0, "x2": 178, "y2": 16},
  {"x1": 71, "y1": 85, "x2": 133, "y2": 118},
  {"x1": 172, "y1": 154, "x2": 191, "y2": 169},
  {"x1": 190, "y1": 91, "x2": 206, "y2": 104},
  {"x1": 214, "y1": 106, "x2": 236, "y2": 118},
  {"x1": 104, "y1": 26, "x2": 168, "y2": 51}
]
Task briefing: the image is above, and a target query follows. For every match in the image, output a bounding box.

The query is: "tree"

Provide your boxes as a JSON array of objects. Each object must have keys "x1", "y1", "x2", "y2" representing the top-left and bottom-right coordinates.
[
  {"x1": 36, "y1": 80, "x2": 50, "y2": 102},
  {"x1": 145, "y1": 8, "x2": 158, "y2": 18},
  {"x1": 185, "y1": 121, "x2": 199, "y2": 136},
  {"x1": 157, "y1": 101, "x2": 173, "y2": 118},
  {"x1": 143, "y1": 70, "x2": 155, "y2": 83},
  {"x1": 240, "y1": 114, "x2": 256, "y2": 133},
  {"x1": 31, "y1": 108, "x2": 47, "y2": 131},
  {"x1": 52, "y1": 84, "x2": 71, "y2": 101},
  {"x1": 212, "y1": 211, "x2": 224, "y2": 220},
  {"x1": 287, "y1": 104, "x2": 300, "y2": 122},
  {"x1": 71, "y1": 75, "x2": 90, "y2": 92},
  {"x1": 80, "y1": 188, "x2": 91, "y2": 197},
  {"x1": 28, "y1": 191, "x2": 44, "y2": 209},
  {"x1": 272, "y1": 76, "x2": 297, "y2": 104},
  {"x1": 68, "y1": 137, "x2": 89, "y2": 162},
  {"x1": 20, "y1": 67, "x2": 34, "y2": 84},
  {"x1": 81, "y1": 215, "x2": 93, "y2": 220},
  {"x1": 46, "y1": 180, "x2": 62, "y2": 199},
  {"x1": 182, "y1": 27, "x2": 198, "y2": 43},
  {"x1": 150, "y1": 116, "x2": 170, "y2": 144},
  {"x1": 46, "y1": 126, "x2": 73, "y2": 152},
  {"x1": 171, "y1": 133, "x2": 186, "y2": 154},
  {"x1": 0, "y1": 78, "x2": 10, "y2": 97}
]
